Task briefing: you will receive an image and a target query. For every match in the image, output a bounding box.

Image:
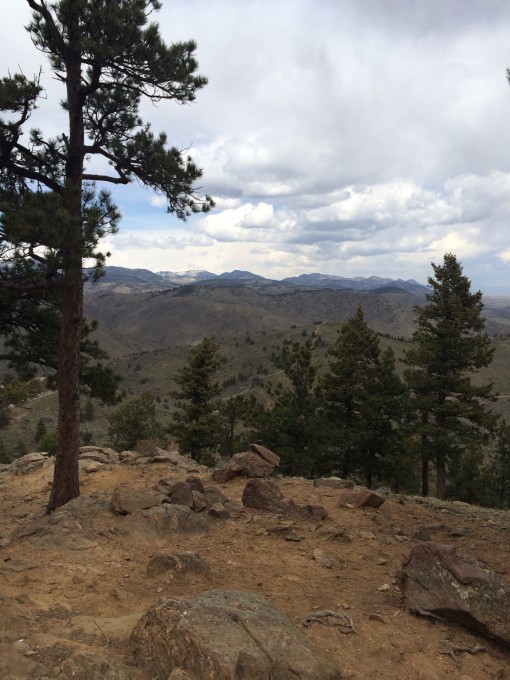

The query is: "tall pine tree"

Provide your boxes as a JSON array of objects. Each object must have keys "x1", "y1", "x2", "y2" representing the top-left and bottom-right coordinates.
[
  {"x1": 319, "y1": 308, "x2": 406, "y2": 487},
  {"x1": 0, "y1": 1, "x2": 212, "y2": 511},
  {"x1": 404, "y1": 253, "x2": 496, "y2": 499}
]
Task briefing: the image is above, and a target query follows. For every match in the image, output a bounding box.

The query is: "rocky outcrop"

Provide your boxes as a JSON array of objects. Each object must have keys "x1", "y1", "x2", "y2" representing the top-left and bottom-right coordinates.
[
  {"x1": 242, "y1": 479, "x2": 328, "y2": 520},
  {"x1": 131, "y1": 590, "x2": 341, "y2": 679},
  {"x1": 212, "y1": 443, "x2": 280, "y2": 482},
  {"x1": 399, "y1": 542, "x2": 510, "y2": 647}
]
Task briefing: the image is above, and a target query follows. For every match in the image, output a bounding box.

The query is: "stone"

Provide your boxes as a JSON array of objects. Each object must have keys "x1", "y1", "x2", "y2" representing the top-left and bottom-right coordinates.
[
  {"x1": 248, "y1": 443, "x2": 280, "y2": 467},
  {"x1": 131, "y1": 590, "x2": 341, "y2": 680},
  {"x1": 313, "y1": 548, "x2": 342, "y2": 569},
  {"x1": 191, "y1": 490, "x2": 207, "y2": 513},
  {"x1": 399, "y1": 542, "x2": 510, "y2": 646},
  {"x1": 118, "y1": 504, "x2": 211, "y2": 543},
  {"x1": 164, "y1": 481, "x2": 194, "y2": 508},
  {"x1": 79, "y1": 450, "x2": 111, "y2": 464},
  {"x1": 208, "y1": 503, "x2": 230, "y2": 519},
  {"x1": 241, "y1": 478, "x2": 286, "y2": 513},
  {"x1": 79, "y1": 460, "x2": 104, "y2": 474},
  {"x1": 315, "y1": 525, "x2": 352, "y2": 543},
  {"x1": 146, "y1": 552, "x2": 212, "y2": 582},
  {"x1": 313, "y1": 477, "x2": 354, "y2": 489},
  {"x1": 338, "y1": 491, "x2": 385, "y2": 508},
  {"x1": 111, "y1": 488, "x2": 166, "y2": 515},
  {"x1": 212, "y1": 444, "x2": 279, "y2": 483},
  {"x1": 204, "y1": 486, "x2": 230, "y2": 508},
  {"x1": 186, "y1": 476, "x2": 206, "y2": 493}
]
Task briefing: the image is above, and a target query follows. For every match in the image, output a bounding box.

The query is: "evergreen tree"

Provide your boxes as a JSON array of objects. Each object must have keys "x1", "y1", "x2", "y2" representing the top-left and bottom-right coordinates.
[
  {"x1": 35, "y1": 418, "x2": 47, "y2": 442},
  {"x1": 248, "y1": 340, "x2": 326, "y2": 475},
  {"x1": 319, "y1": 308, "x2": 407, "y2": 487},
  {"x1": 403, "y1": 253, "x2": 496, "y2": 499},
  {"x1": 0, "y1": 1, "x2": 212, "y2": 511},
  {"x1": 170, "y1": 337, "x2": 224, "y2": 464},
  {"x1": 107, "y1": 392, "x2": 162, "y2": 451}
]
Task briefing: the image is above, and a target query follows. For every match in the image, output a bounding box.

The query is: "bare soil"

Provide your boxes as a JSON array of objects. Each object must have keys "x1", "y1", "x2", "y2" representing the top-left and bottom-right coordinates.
[{"x1": 1, "y1": 459, "x2": 510, "y2": 679}]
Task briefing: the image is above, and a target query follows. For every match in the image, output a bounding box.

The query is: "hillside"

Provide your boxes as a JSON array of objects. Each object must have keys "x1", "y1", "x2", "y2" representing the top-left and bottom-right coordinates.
[
  {"x1": 1, "y1": 452, "x2": 510, "y2": 679},
  {"x1": 84, "y1": 285, "x2": 420, "y2": 354}
]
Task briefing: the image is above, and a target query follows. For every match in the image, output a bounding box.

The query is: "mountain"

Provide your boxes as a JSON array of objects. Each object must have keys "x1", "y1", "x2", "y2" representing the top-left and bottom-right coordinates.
[
  {"x1": 282, "y1": 273, "x2": 427, "y2": 295},
  {"x1": 88, "y1": 266, "x2": 430, "y2": 295}
]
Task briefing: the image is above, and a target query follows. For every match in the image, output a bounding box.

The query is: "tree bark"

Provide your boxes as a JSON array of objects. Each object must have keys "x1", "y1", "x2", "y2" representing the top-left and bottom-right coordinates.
[
  {"x1": 47, "y1": 12, "x2": 84, "y2": 512},
  {"x1": 421, "y1": 456, "x2": 429, "y2": 497},
  {"x1": 436, "y1": 457, "x2": 446, "y2": 500}
]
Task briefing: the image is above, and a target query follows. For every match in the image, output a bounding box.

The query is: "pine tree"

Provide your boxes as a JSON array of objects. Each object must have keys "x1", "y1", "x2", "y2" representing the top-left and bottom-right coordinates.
[
  {"x1": 170, "y1": 337, "x2": 224, "y2": 464},
  {"x1": 0, "y1": 1, "x2": 212, "y2": 511},
  {"x1": 248, "y1": 340, "x2": 327, "y2": 475},
  {"x1": 107, "y1": 392, "x2": 162, "y2": 451},
  {"x1": 319, "y1": 308, "x2": 406, "y2": 487},
  {"x1": 404, "y1": 253, "x2": 496, "y2": 499}
]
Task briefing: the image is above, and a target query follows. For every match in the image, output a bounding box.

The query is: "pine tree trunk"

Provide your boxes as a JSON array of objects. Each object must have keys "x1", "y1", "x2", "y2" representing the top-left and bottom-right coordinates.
[
  {"x1": 47, "y1": 24, "x2": 84, "y2": 512},
  {"x1": 47, "y1": 269, "x2": 83, "y2": 512},
  {"x1": 421, "y1": 456, "x2": 429, "y2": 497},
  {"x1": 436, "y1": 457, "x2": 446, "y2": 500}
]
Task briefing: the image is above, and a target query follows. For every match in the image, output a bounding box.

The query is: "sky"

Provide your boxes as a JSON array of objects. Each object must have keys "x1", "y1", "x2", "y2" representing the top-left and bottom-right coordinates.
[{"x1": 2, "y1": 0, "x2": 510, "y2": 293}]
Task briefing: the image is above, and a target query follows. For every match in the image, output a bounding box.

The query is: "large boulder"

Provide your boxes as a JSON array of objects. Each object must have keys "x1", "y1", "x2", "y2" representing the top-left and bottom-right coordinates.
[
  {"x1": 242, "y1": 479, "x2": 328, "y2": 520},
  {"x1": 212, "y1": 444, "x2": 280, "y2": 482},
  {"x1": 131, "y1": 590, "x2": 341, "y2": 679},
  {"x1": 337, "y1": 490, "x2": 385, "y2": 508},
  {"x1": 117, "y1": 504, "x2": 211, "y2": 544},
  {"x1": 399, "y1": 542, "x2": 510, "y2": 647}
]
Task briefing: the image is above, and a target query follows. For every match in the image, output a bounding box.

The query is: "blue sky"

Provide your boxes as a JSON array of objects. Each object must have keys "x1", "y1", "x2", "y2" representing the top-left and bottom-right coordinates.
[{"x1": 3, "y1": 0, "x2": 510, "y2": 292}]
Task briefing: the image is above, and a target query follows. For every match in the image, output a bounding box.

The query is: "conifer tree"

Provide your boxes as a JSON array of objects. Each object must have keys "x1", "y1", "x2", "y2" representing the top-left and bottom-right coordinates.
[
  {"x1": 319, "y1": 308, "x2": 406, "y2": 487},
  {"x1": 404, "y1": 253, "x2": 496, "y2": 499},
  {"x1": 170, "y1": 337, "x2": 224, "y2": 464},
  {"x1": 249, "y1": 340, "x2": 326, "y2": 475},
  {"x1": 0, "y1": 1, "x2": 212, "y2": 511}
]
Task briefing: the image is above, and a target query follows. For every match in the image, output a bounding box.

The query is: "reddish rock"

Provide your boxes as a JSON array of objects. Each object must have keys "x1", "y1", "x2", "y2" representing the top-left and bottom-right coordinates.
[
  {"x1": 212, "y1": 444, "x2": 279, "y2": 482},
  {"x1": 399, "y1": 542, "x2": 510, "y2": 647},
  {"x1": 241, "y1": 479, "x2": 286, "y2": 513},
  {"x1": 248, "y1": 443, "x2": 280, "y2": 467},
  {"x1": 131, "y1": 590, "x2": 341, "y2": 679},
  {"x1": 338, "y1": 491, "x2": 385, "y2": 508},
  {"x1": 191, "y1": 491, "x2": 207, "y2": 513},
  {"x1": 207, "y1": 503, "x2": 230, "y2": 520},
  {"x1": 164, "y1": 481, "x2": 194, "y2": 509},
  {"x1": 186, "y1": 476, "x2": 205, "y2": 493}
]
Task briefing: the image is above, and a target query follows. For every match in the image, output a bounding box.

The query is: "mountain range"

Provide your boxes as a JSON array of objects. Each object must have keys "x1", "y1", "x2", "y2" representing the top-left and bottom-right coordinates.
[{"x1": 88, "y1": 266, "x2": 429, "y2": 296}]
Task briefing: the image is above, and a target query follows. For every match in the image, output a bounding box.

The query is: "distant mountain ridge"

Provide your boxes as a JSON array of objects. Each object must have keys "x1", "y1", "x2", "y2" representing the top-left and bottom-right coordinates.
[{"x1": 89, "y1": 266, "x2": 429, "y2": 295}]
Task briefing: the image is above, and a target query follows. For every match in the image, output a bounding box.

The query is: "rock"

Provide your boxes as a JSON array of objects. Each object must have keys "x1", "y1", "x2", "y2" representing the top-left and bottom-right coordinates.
[
  {"x1": 248, "y1": 443, "x2": 280, "y2": 467},
  {"x1": 131, "y1": 590, "x2": 341, "y2": 680},
  {"x1": 313, "y1": 477, "x2": 354, "y2": 489},
  {"x1": 212, "y1": 444, "x2": 279, "y2": 482},
  {"x1": 191, "y1": 490, "x2": 207, "y2": 513},
  {"x1": 79, "y1": 450, "x2": 111, "y2": 464},
  {"x1": 338, "y1": 491, "x2": 385, "y2": 508},
  {"x1": 208, "y1": 503, "x2": 230, "y2": 519},
  {"x1": 119, "y1": 449, "x2": 140, "y2": 463},
  {"x1": 369, "y1": 613, "x2": 390, "y2": 624},
  {"x1": 79, "y1": 459, "x2": 104, "y2": 474},
  {"x1": 448, "y1": 527, "x2": 470, "y2": 537},
  {"x1": 118, "y1": 504, "x2": 211, "y2": 543},
  {"x1": 186, "y1": 476, "x2": 205, "y2": 493},
  {"x1": 204, "y1": 486, "x2": 230, "y2": 508},
  {"x1": 111, "y1": 488, "x2": 166, "y2": 515},
  {"x1": 164, "y1": 481, "x2": 194, "y2": 508},
  {"x1": 313, "y1": 548, "x2": 342, "y2": 569},
  {"x1": 146, "y1": 552, "x2": 212, "y2": 582},
  {"x1": 315, "y1": 525, "x2": 352, "y2": 543},
  {"x1": 12, "y1": 452, "x2": 49, "y2": 474},
  {"x1": 242, "y1": 478, "x2": 286, "y2": 512},
  {"x1": 399, "y1": 542, "x2": 510, "y2": 646}
]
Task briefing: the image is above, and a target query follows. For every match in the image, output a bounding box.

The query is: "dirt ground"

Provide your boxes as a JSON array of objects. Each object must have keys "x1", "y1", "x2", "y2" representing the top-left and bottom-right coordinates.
[{"x1": 1, "y1": 457, "x2": 510, "y2": 679}]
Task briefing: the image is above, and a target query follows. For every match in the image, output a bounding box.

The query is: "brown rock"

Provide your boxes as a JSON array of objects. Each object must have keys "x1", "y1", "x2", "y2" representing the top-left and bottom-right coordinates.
[
  {"x1": 208, "y1": 503, "x2": 230, "y2": 519},
  {"x1": 191, "y1": 490, "x2": 207, "y2": 513},
  {"x1": 118, "y1": 505, "x2": 211, "y2": 543},
  {"x1": 204, "y1": 486, "x2": 229, "y2": 508},
  {"x1": 313, "y1": 548, "x2": 342, "y2": 569},
  {"x1": 146, "y1": 552, "x2": 212, "y2": 581},
  {"x1": 164, "y1": 481, "x2": 194, "y2": 508},
  {"x1": 400, "y1": 542, "x2": 510, "y2": 646},
  {"x1": 111, "y1": 489, "x2": 166, "y2": 515},
  {"x1": 248, "y1": 443, "x2": 280, "y2": 467},
  {"x1": 186, "y1": 476, "x2": 205, "y2": 493},
  {"x1": 131, "y1": 590, "x2": 341, "y2": 680},
  {"x1": 338, "y1": 491, "x2": 385, "y2": 508},
  {"x1": 241, "y1": 478, "x2": 286, "y2": 512}
]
